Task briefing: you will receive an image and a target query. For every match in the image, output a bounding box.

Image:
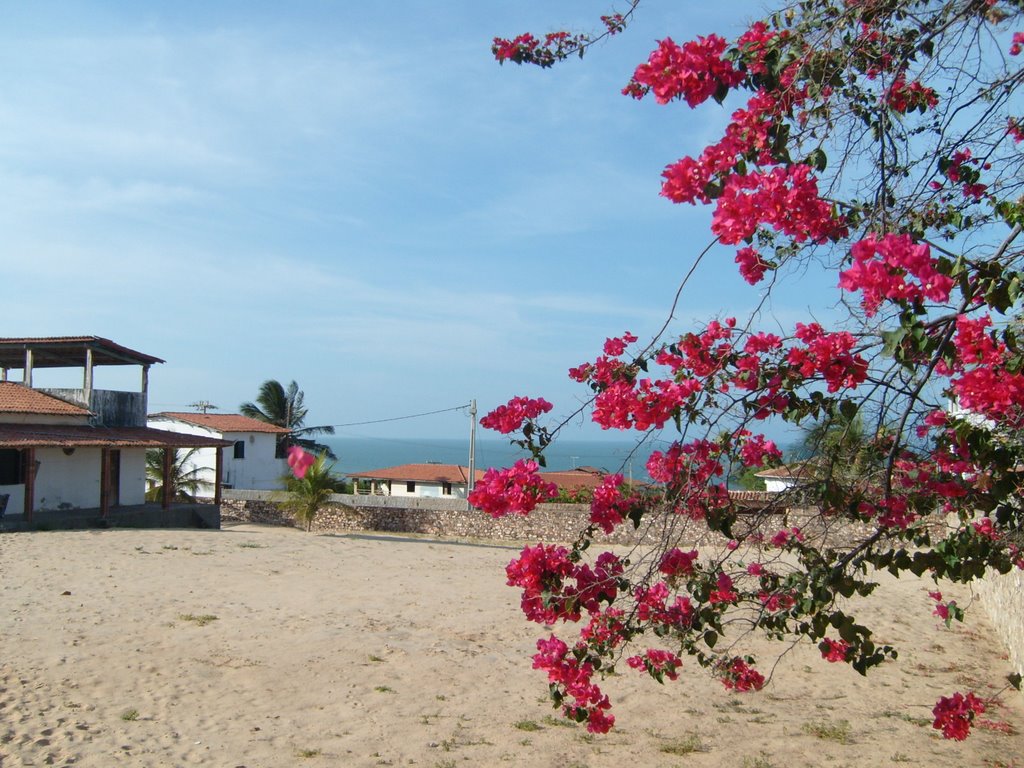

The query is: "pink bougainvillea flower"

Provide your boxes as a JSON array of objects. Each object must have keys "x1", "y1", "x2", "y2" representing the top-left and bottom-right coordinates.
[
  {"x1": 820, "y1": 637, "x2": 850, "y2": 663},
  {"x1": 933, "y1": 692, "x2": 986, "y2": 740},
  {"x1": 286, "y1": 445, "x2": 315, "y2": 479}
]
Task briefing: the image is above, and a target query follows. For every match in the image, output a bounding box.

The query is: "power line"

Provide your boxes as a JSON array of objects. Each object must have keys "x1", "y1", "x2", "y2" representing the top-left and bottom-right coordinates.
[{"x1": 328, "y1": 404, "x2": 471, "y2": 429}]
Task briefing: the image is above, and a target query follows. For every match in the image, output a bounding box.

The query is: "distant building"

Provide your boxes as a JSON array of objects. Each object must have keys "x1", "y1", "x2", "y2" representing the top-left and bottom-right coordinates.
[
  {"x1": 348, "y1": 463, "x2": 484, "y2": 499},
  {"x1": 147, "y1": 412, "x2": 291, "y2": 496},
  {"x1": 754, "y1": 463, "x2": 812, "y2": 493},
  {"x1": 537, "y1": 466, "x2": 609, "y2": 495},
  {"x1": 0, "y1": 336, "x2": 227, "y2": 524}
]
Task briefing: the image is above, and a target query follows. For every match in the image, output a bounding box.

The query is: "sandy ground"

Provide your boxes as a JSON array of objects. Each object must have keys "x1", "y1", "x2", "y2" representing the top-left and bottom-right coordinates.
[{"x1": 1, "y1": 523, "x2": 1022, "y2": 768}]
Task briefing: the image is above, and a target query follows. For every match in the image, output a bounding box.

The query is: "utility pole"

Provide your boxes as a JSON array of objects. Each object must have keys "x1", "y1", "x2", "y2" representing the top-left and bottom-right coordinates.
[{"x1": 467, "y1": 399, "x2": 477, "y2": 501}]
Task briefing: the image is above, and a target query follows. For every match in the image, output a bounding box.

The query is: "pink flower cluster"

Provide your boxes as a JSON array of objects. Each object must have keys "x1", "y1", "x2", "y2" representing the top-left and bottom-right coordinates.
[
  {"x1": 738, "y1": 432, "x2": 782, "y2": 468},
  {"x1": 658, "y1": 548, "x2": 699, "y2": 578},
  {"x1": 1011, "y1": 31, "x2": 1024, "y2": 56},
  {"x1": 885, "y1": 76, "x2": 938, "y2": 113},
  {"x1": 945, "y1": 314, "x2": 1024, "y2": 423},
  {"x1": 708, "y1": 572, "x2": 739, "y2": 605},
  {"x1": 592, "y1": 377, "x2": 697, "y2": 431},
  {"x1": 788, "y1": 323, "x2": 868, "y2": 392},
  {"x1": 480, "y1": 396, "x2": 553, "y2": 434},
  {"x1": 624, "y1": 35, "x2": 742, "y2": 106},
  {"x1": 635, "y1": 581, "x2": 697, "y2": 631},
  {"x1": 932, "y1": 692, "x2": 986, "y2": 740},
  {"x1": 626, "y1": 649, "x2": 683, "y2": 681},
  {"x1": 506, "y1": 544, "x2": 622, "y2": 624},
  {"x1": 719, "y1": 658, "x2": 765, "y2": 692},
  {"x1": 712, "y1": 165, "x2": 845, "y2": 246},
  {"x1": 735, "y1": 246, "x2": 770, "y2": 285},
  {"x1": 660, "y1": 88, "x2": 781, "y2": 206},
  {"x1": 839, "y1": 234, "x2": 954, "y2": 316},
  {"x1": 532, "y1": 635, "x2": 615, "y2": 733},
  {"x1": 287, "y1": 446, "x2": 315, "y2": 479},
  {"x1": 820, "y1": 637, "x2": 850, "y2": 663},
  {"x1": 468, "y1": 460, "x2": 557, "y2": 518},
  {"x1": 588, "y1": 474, "x2": 636, "y2": 534},
  {"x1": 492, "y1": 31, "x2": 588, "y2": 67}
]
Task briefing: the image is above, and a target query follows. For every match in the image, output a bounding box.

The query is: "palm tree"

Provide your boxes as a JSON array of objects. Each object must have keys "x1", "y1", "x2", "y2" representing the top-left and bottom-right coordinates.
[
  {"x1": 239, "y1": 379, "x2": 336, "y2": 458},
  {"x1": 145, "y1": 448, "x2": 211, "y2": 502},
  {"x1": 280, "y1": 453, "x2": 339, "y2": 531}
]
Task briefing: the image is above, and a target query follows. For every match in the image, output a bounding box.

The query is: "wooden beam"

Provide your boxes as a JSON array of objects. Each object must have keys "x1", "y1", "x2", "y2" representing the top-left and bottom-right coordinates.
[
  {"x1": 162, "y1": 447, "x2": 172, "y2": 511},
  {"x1": 23, "y1": 447, "x2": 36, "y2": 523},
  {"x1": 100, "y1": 448, "x2": 110, "y2": 518},
  {"x1": 214, "y1": 447, "x2": 223, "y2": 506}
]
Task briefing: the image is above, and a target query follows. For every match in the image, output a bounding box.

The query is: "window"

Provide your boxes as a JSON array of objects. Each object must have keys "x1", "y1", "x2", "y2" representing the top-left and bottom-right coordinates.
[
  {"x1": 0, "y1": 449, "x2": 22, "y2": 485},
  {"x1": 406, "y1": 481, "x2": 415, "y2": 493},
  {"x1": 233, "y1": 440, "x2": 245, "y2": 459},
  {"x1": 442, "y1": 482, "x2": 452, "y2": 496}
]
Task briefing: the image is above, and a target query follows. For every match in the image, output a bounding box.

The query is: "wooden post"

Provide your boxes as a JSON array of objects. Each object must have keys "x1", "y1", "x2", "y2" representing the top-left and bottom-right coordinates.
[
  {"x1": 23, "y1": 447, "x2": 36, "y2": 523},
  {"x1": 84, "y1": 348, "x2": 93, "y2": 396},
  {"x1": 100, "y1": 448, "x2": 110, "y2": 518},
  {"x1": 214, "y1": 447, "x2": 223, "y2": 506},
  {"x1": 24, "y1": 349, "x2": 33, "y2": 387},
  {"x1": 162, "y1": 447, "x2": 172, "y2": 511}
]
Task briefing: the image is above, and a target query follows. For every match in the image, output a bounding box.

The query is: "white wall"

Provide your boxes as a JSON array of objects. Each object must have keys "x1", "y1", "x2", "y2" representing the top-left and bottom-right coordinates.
[
  {"x1": 120, "y1": 448, "x2": 146, "y2": 506},
  {"x1": 34, "y1": 447, "x2": 101, "y2": 510},
  {"x1": 383, "y1": 480, "x2": 466, "y2": 499},
  {"x1": 221, "y1": 432, "x2": 286, "y2": 492},
  {"x1": 146, "y1": 418, "x2": 287, "y2": 496}
]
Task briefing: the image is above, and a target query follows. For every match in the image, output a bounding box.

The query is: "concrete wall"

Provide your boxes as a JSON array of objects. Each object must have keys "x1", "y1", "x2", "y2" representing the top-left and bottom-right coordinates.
[
  {"x1": 978, "y1": 569, "x2": 1024, "y2": 681},
  {"x1": 43, "y1": 388, "x2": 146, "y2": 427}
]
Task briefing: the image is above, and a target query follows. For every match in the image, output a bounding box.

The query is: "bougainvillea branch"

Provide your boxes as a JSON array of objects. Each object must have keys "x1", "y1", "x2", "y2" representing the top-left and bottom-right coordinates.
[{"x1": 466, "y1": 0, "x2": 1024, "y2": 738}]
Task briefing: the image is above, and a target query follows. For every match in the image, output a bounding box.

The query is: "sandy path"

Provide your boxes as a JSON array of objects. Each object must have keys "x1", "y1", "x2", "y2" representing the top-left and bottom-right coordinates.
[{"x1": 1, "y1": 524, "x2": 1022, "y2": 767}]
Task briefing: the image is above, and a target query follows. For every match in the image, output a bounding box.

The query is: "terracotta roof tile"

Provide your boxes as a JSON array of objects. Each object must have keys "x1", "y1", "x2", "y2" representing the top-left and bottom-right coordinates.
[
  {"x1": 538, "y1": 468, "x2": 608, "y2": 491},
  {"x1": 0, "y1": 424, "x2": 232, "y2": 449},
  {"x1": 150, "y1": 412, "x2": 291, "y2": 434},
  {"x1": 348, "y1": 463, "x2": 484, "y2": 484},
  {"x1": 0, "y1": 382, "x2": 90, "y2": 416}
]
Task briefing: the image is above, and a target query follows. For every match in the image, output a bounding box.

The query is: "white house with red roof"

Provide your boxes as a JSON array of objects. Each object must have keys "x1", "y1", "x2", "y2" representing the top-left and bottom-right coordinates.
[
  {"x1": 0, "y1": 336, "x2": 229, "y2": 525},
  {"x1": 347, "y1": 463, "x2": 485, "y2": 499},
  {"x1": 147, "y1": 412, "x2": 290, "y2": 496}
]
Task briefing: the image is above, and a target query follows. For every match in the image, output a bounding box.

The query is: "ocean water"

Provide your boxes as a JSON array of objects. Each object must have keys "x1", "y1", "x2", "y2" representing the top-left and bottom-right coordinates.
[{"x1": 322, "y1": 436, "x2": 661, "y2": 480}]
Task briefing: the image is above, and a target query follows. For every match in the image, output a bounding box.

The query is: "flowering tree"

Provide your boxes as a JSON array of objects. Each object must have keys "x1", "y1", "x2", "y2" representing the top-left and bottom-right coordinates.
[{"x1": 473, "y1": 0, "x2": 1024, "y2": 740}]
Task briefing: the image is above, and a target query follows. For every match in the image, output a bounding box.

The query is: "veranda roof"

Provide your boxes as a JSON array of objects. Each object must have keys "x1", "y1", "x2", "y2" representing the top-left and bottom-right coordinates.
[{"x1": 0, "y1": 424, "x2": 231, "y2": 449}]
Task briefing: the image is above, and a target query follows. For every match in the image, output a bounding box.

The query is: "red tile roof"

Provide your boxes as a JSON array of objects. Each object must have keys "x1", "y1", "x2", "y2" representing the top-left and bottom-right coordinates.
[
  {"x1": 0, "y1": 424, "x2": 232, "y2": 449},
  {"x1": 754, "y1": 463, "x2": 812, "y2": 479},
  {"x1": 0, "y1": 382, "x2": 91, "y2": 416},
  {"x1": 150, "y1": 412, "x2": 290, "y2": 434},
  {"x1": 538, "y1": 467, "x2": 609, "y2": 491},
  {"x1": 348, "y1": 463, "x2": 485, "y2": 484},
  {"x1": 0, "y1": 336, "x2": 164, "y2": 368}
]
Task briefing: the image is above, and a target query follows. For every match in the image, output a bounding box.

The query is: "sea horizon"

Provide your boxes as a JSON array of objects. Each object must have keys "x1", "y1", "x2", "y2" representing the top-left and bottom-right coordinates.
[{"x1": 322, "y1": 435, "x2": 662, "y2": 480}]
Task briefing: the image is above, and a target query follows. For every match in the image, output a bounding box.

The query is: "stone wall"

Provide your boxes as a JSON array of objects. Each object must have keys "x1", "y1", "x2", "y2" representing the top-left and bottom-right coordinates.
[
  {"x1": 978, "y1": 569, "x2": 1024, "y2": 680},
  {"x1": 221, "y1": 490, "x2": 868, "y2": 548}
]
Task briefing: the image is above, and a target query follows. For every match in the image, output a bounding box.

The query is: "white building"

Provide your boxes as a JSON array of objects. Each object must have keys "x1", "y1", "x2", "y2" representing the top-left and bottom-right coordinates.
[
  {"x1": 147, "y1": 412, "x2": 290, "y2": 496},
  {"x1": 0, "y1": 336, "x2": 227, "y2": 524},
  {"x1": 348, "y1": 463, "x2": 484, "y2": 499}
]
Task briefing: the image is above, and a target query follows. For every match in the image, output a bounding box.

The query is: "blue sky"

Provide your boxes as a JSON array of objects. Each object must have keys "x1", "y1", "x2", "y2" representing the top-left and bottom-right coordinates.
[{"x1": 2, "y1": 1, "x2": 836, "y2": 440}]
